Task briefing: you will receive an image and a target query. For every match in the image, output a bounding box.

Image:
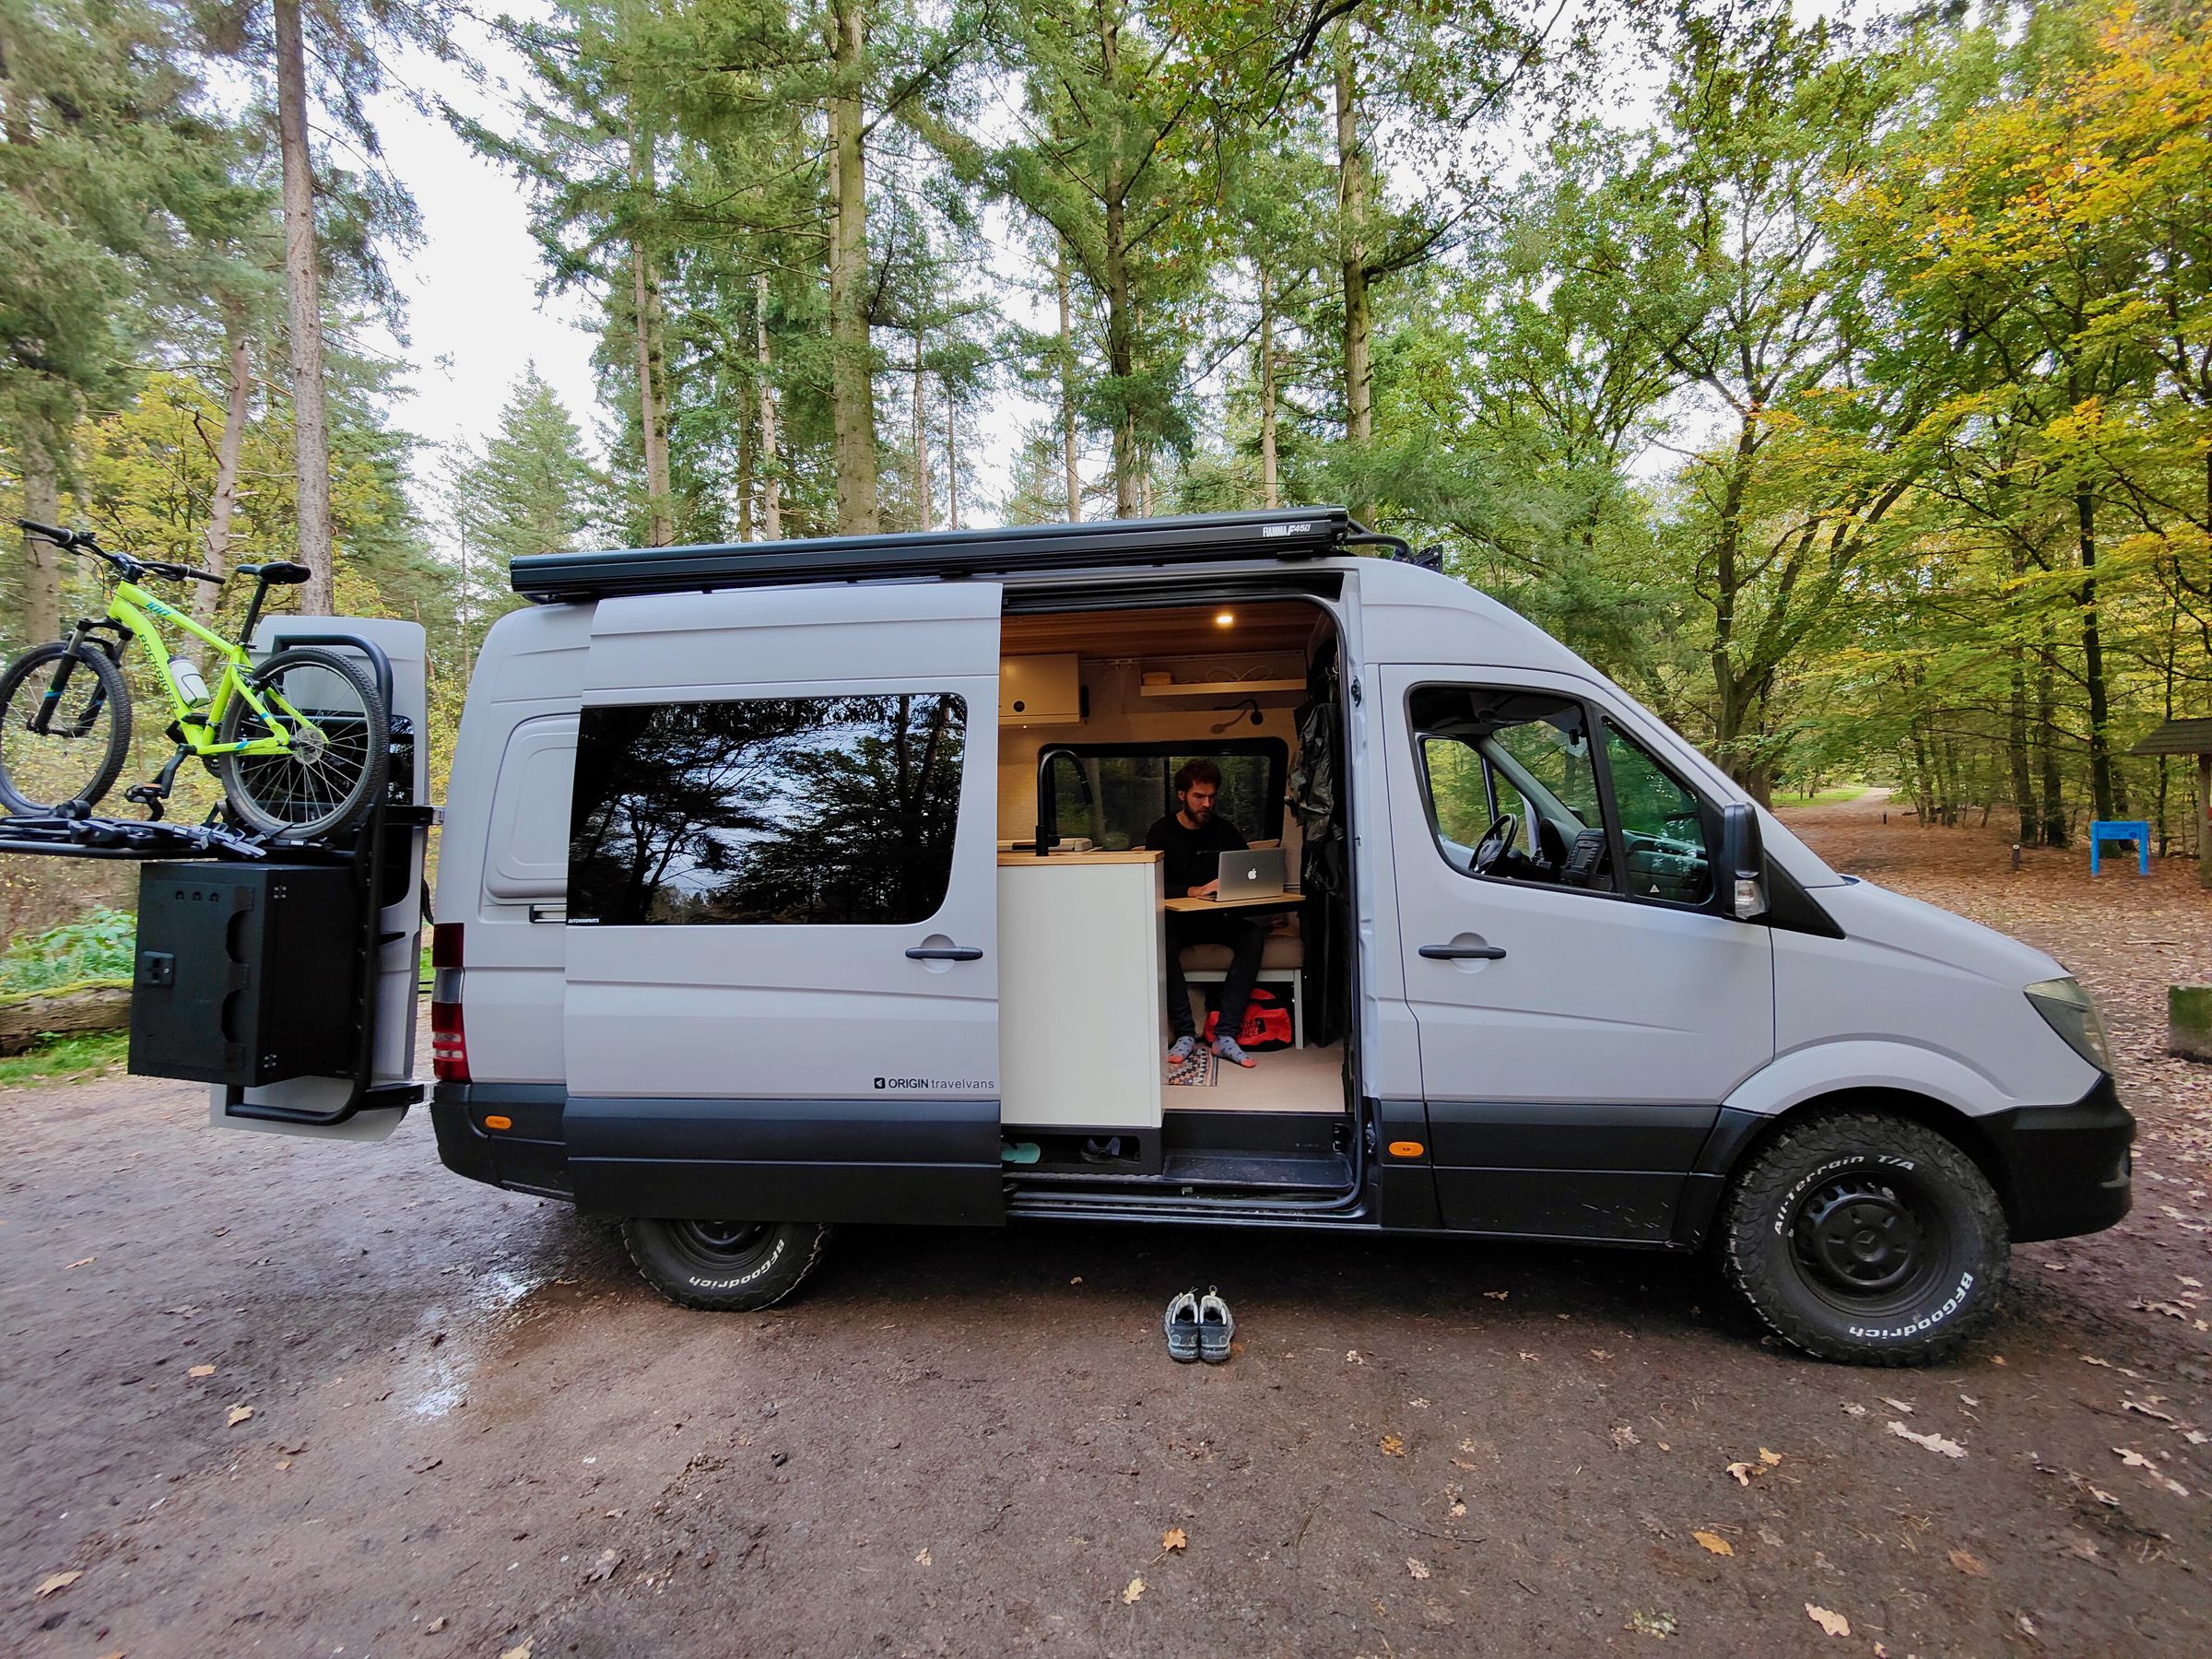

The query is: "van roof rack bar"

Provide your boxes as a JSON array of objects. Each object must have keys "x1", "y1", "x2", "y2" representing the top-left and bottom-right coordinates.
[{"x1": 510, "y1": 507, "x2": 1356, "y2": 604}]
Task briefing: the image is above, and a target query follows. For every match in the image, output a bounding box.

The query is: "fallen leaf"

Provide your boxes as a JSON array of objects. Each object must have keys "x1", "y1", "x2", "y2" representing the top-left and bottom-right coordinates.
[
  {"x1": 499, "y1": 1643, "x2": 533, "y2": 1659},
  {"x1": 1758, "y1": 1448, "x2": 1782, "y2": 1466},
  {"x1": 1449, "y1": 1500, "x2": 1467, "y2": 1518},
  {"x1": 65, "y1": 1257, "x2": 94, "y2": 1269},
  {"x1": 1805, "y1": 1603, "x2": 1851, "y2": 1638},
  {"x1": 1345, "y1": 1349, "x2": 1364, "y2": 1364},
  {"x1": 2124, "y1": 1399, "x2": 2176, "y2": 1425},
  {"x1": 1450, "y1": 1458, "x2": 1477, "y2": 1472},
  {"x1": 2088, "y1": 1486, "x2": 2121, "y2": 1507},
  {"x1": 1842, "y1": 1403, "x2": 1868, "y2": 1418},
  {"x1": 582, "y1": 1548, "x2": 622, "y2": 1583},
  {"x1": 1517, "y1": 1350, "x2": 1540, "y2": 1361},
  {"x1": 1408, "y1": 1397, "x2": 1430, "y2": 1409},
  {"x1": 427, "y1": 1616, "x2": 448, "y2": 1632},
  {"x1": 914, "y1": 1548, "x2": 931, "y2": 1567},
  {"x1": 1947, "y1": 1547, "x2": 1987, "y2": 1576},
  {"x1": 1122, "y1": 1576, "x2": 1145, "y2": 1605},
  {"x1": 1990, "y1": 1356, "x2": 2006, "y2": 1366},
  {"x1": 274, "y1": 1460, "x2": 290, "y2": 1471},
  {"x1": 1609, "y1": 1425, "x2": 1641, "y2": 1451},
  {"x1": 1160, "y1": 1528, "x2": 1187, "y2": 1553},
  {"x1": 1380, "y1": 1434, "x2": 1406, "y2": 1457},
  {"x1": 2066, "y1": 1535, "x2": 2100, "y2": 1560},
  {"x1": 226, "y1": 1404, "x2": 253, "y2": 1428},
  {"x1": 1627, "y1": 1609, "x2": 1677, "y2": 1639},
  {"x1": 2082, "y1": 1356, "x2": 2113, "y2": 1369},
  {"x1": 2114, "y1": 1447, "x2": 2190, "y2": 1497},
  {"x1": 1406, "y1": 1558, "x2": 1430, "y2": 1580},
  {"x1": 186, "y1": 1364, "x2": 215, "y2": 1379},
  {"x1": 1725, "y1": 1462, "x2": 1756, "y2": 1486},
  {"x1": 1691, "y1": 1531, "x2": 1734, "y2": 1557},
  {"x1": 1482, "y1": 1290, "x2": 1509, "y2": 1300},
  {"x1": 1879, "y1": 1397, "x2": 1913, "y2": 1415},
  {"x1": 34, "y1": 1570, "x2": 81, "y2": 1597},
  {"x1": 1887, "y1": 1421, "x2": 1965, "y2": 1458}
]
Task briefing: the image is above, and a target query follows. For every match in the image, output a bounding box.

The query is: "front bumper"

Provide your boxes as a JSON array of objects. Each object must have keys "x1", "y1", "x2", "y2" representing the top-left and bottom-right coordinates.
[{"x1": 1980, "y1": 1073, "x2": 2134, "y2": 1242}]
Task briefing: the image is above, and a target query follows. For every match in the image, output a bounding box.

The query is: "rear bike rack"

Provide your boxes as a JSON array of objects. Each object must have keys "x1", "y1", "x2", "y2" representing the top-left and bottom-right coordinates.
[{"x1": 0, "y1": 629, "x2": 430, "y2": 1129}]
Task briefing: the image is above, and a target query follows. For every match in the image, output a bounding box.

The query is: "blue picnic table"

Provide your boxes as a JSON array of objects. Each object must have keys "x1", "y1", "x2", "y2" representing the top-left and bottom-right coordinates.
[{"x1": 2088, "y1": 818, "x2": 2151, "y2": 877}]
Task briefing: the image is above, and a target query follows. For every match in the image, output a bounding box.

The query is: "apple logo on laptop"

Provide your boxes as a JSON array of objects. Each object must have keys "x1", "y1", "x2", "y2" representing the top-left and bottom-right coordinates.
[{"x1": 1245, "y1": 866, "x2": 1257, "y2": 880}]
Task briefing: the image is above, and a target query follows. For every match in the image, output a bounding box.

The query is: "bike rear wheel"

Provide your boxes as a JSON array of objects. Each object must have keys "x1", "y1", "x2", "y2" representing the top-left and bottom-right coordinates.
[
  {"x1": 0, "y1": 641, "x2": 133, "y2": 815},
  {"x1": 216, "y1": 647, "x2": 389, "y2": 840}
]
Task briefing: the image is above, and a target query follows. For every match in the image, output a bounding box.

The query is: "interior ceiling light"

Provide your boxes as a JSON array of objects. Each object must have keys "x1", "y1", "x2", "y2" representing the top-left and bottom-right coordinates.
[{"x1": 1214, "y1": 611, "x2": 1236, "y2": 628}]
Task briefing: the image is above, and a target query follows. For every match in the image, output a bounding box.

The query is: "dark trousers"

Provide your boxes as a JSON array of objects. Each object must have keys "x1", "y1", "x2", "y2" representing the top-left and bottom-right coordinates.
[{"x1": 1165, "y1": 912, "x2": 1269, "y2": 1041}]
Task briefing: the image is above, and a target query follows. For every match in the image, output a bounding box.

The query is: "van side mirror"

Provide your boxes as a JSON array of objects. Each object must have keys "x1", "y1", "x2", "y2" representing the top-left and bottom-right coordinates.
[{"x1": 1719, "y1": 802, "x2": 1768, "y2": 921}]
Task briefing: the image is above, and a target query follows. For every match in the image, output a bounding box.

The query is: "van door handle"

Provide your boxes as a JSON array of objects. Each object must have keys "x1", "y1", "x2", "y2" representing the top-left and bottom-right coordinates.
[
  {"x1": 1419, "y1": 944, "x2": 1507, "y2": 960},
  {"x1": 905, "y1": 945, "x2": 984, "y2": 961}
]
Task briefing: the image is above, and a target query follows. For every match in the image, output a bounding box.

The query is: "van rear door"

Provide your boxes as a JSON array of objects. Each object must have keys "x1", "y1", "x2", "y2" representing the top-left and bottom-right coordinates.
[{"x1": 559, "y1": 582, "x2": 1005, "y2": 1226}]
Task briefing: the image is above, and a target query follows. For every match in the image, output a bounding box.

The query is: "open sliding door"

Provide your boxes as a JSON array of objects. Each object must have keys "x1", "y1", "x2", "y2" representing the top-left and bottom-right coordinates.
[{"x1": 561, "y1": 582, "x2": 1005, "y2": 1225}]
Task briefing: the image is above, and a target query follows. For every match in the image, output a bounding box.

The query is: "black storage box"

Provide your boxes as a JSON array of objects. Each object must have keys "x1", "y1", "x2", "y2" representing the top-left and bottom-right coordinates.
[{"x1": 129, "y1": 862, "x2": 359, "y2": 1087}]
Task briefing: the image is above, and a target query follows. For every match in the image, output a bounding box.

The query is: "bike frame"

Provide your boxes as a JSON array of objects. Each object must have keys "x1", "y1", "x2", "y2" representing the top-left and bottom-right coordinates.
[{"x1": 102, "y1": 582, "x2": 318, "y2": 758}]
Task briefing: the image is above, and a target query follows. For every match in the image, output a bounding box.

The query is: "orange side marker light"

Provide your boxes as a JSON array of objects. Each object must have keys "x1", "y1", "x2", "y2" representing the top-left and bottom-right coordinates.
[
  {"x1": 483, "y1": 1114, "x2": 512, "y2": 1131},
  {"x1": 1387, "y1": 1140, "x2": 1425, "y2": 1159}
]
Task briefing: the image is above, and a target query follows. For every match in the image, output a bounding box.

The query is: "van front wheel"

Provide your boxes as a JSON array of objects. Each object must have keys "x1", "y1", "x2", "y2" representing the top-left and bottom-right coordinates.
[
  {"x1": 621, "y1": 1218, "x2": 830, "y2": 1312},
  {"x1": 1718, "y1": 1111, "x2": 2008, "y2": 1367}
]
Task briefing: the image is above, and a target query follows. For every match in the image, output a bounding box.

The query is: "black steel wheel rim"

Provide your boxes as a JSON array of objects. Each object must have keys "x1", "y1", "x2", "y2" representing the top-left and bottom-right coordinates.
[
  {"x1": 667, "y1": 1220, "x2": 773, "y2": 1267},
  {"x1": 1789, "y1": 1169, "x2": 1947, "y2": 1309}
]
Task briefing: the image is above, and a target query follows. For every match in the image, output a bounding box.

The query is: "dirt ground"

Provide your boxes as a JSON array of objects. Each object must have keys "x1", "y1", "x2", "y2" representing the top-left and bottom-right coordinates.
[{"x1": 4, "y1": 790, "x2": 2210, "y2": 1658}]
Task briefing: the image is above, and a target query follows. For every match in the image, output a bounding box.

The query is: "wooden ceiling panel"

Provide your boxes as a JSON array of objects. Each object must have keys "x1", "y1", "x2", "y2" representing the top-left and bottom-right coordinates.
[{"x1": 1002, "y1": 601, "x2": 1324, "y2": 660}]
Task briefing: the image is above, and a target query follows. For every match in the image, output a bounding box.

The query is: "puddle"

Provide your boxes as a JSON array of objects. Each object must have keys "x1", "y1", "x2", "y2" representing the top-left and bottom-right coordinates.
[{"x1": 394, "y1": 1267, "x2": 546, "y2": 1418}]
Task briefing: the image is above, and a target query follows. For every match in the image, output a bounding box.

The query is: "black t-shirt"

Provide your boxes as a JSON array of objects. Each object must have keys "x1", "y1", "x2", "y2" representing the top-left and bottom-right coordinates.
[{"x1": 1145, "y1": 812, "x2": 1249, "y2": 898}]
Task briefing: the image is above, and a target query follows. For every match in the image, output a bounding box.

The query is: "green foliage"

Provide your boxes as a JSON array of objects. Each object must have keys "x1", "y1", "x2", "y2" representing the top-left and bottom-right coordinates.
[
  {"x1": 0, "y1": 1026, "x2": 130, "y2": 1088},
  {"x1": 0, "y1": 906, "x2": 135, "y2": 994}
]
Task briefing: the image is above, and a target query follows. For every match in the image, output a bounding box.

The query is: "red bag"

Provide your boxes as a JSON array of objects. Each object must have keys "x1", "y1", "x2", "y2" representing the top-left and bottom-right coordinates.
[{"x1": 1201, "y1": 987, "x2": 1295, "y2": 1052}]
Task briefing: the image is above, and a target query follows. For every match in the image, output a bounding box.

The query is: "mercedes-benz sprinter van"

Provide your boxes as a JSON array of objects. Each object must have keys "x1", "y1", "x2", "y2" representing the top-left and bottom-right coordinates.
[{"x1": 418, "y1": 509, "x2": 2131, "y2": 1366}]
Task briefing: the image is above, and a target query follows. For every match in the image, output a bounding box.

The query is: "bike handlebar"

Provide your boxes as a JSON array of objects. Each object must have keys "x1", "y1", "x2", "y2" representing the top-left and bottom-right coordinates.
[{"x1": 15, "y1": 519, "x2": 221, "y2": 583}]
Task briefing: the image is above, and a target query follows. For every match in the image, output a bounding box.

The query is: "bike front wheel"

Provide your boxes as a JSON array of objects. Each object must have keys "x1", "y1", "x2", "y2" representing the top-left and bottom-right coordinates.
[
  {"x1": 216, "y1": 647, "x2": 390, "y2": 840},
  {"x1": 0, "y1": 641, "x2": 134, "y2": 815}
]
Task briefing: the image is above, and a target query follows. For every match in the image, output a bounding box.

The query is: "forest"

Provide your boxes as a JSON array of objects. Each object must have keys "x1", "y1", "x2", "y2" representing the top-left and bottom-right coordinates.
[{"x1": 2, "y1": 0, "x2": 2206, "y2": 866}]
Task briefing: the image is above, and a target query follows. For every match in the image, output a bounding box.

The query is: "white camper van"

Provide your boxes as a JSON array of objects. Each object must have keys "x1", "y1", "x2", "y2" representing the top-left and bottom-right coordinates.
[{"x1": 416, "y1": 509, "x2": 2129, "y2": 1366}]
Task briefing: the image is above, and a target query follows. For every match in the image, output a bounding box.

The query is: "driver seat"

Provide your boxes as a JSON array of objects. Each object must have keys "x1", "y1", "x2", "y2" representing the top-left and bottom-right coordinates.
[{"x1": 237, "y1": 560, "x2": 312, "y2": 585}]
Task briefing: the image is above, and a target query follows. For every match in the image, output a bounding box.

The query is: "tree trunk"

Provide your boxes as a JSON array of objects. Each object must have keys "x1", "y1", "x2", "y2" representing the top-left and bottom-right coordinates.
[
  {"x1": 735, "y1": 360, "x2": 756, "y2": 543},
  {"x1": 912, "y1": 342, "x2": 930, "y2": 532},
  {"x1": 18, "y1": 425, "x2": 61, "y2": 645},
  {"x1": 274, "y1": 0, "x2": 335, "y2": 614},
  {"x1": 195, "y1": 300, "x2": 253, "y2": 625},
  {"x1": 2197, "y1": 753, "x2": 2210, "y2": 889},
  {"x1": 627, "y1": 124, "x2": 673, "y2": 547},
  {"x1": 1099, "y1": 12, "x2": 1138, "y2": 518},
  {"x1": 2006, "y1": 641, "x2": 2035, "y2": 845},
  {"x1": 2075, "y1": 487, "x2": 2122, "y2": 819},
  {"x1": 0, "y1": 985, "x2": 132, "y2": 1055},
  {"x1": 2036, "y1": 635, "x2": 2067, "y2": 848},
  {"x1": 1057, "y1": 246, "x2": 1080, "y2": 521},
  {"x1": 1258, "y1": 265, "x2": 1280, "y2": 511},
  {"x1": 827, "y1": 0, "x2": 879, "y2": 535},
  {"x1": 1334, "y1": 25, "x2": 1373, "y2": 526},
  {"x1": 944, "y1": 376, "x2": 959, "y2": 531},
  {"x1": 755, "y1": 272, "x2": 781, "y2": 540}
]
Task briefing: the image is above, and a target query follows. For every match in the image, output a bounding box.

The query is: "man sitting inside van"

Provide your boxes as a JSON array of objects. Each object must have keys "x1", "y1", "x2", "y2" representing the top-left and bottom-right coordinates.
[{"x1": 1147, "y1": 758, "x2": 1268, "y2": 1069}]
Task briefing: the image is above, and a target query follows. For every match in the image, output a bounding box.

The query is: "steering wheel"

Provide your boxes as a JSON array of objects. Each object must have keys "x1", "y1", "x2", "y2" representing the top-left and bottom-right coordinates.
[{"x1": 1471, "y1": 811, "x2": 1519, "y2": 875}]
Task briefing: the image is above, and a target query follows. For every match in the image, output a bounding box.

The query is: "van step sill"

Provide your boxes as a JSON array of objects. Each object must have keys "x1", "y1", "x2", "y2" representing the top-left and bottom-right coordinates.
[{"x1": 1160, "y1": 1150, "x2": 1351, "y2": 1191}]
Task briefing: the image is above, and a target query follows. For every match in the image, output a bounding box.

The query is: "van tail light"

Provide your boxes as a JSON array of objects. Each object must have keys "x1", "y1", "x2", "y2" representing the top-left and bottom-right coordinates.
[{"x1": 429, "y1": 922, "x2": 469, "y2": 1083}]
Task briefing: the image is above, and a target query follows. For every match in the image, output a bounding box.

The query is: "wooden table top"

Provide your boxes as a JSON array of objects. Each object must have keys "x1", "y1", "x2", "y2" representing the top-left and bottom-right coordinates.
[{"x1": 1162, "y1": 890, "x2": 1302, "y2": 913}]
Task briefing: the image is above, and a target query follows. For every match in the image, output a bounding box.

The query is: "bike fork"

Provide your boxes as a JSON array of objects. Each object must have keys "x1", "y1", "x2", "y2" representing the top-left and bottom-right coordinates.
[{"x1": 28, "y1": 623, "x2": 115, "y2": 738}]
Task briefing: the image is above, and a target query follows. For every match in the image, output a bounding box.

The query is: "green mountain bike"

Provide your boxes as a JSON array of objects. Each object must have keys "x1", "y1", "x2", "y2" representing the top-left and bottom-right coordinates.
[{"x1": 0, "y1": 520, "x2": 389, "y2": 841}]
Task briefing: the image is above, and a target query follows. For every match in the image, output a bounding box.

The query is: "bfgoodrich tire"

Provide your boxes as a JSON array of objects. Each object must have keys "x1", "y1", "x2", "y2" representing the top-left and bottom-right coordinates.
[
  {"x1": 620, "y1": 1218, "x2": 830, "y2": 1312},
  {"x1": 1718, "y1": 1110, "x2": 2008, "y2": 1367}
]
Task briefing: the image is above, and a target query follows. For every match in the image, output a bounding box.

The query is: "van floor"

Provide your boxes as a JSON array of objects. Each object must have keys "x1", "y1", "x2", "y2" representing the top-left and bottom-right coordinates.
[{"x1": 1162, "y1": 1039, "x2": 1344, "y2": 1114}]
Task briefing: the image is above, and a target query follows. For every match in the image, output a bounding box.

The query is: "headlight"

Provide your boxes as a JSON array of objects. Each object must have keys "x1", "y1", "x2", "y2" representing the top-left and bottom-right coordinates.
[{"x1": 2026, "y1": 977, "x2": 2114, "y2": 1074}]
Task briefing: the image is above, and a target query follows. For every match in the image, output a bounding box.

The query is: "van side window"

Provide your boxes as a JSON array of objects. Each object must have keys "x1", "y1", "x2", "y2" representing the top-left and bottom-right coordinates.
[
  {"x1": 567, "y1": 694, "x2": 967, "y2": 926},
  {"x1": 1412, "y1": 687, "x2": 1608, "y2": 890},
  {"x1": 1603, "y1": 721, "x2": 1713, "y2": 905}
]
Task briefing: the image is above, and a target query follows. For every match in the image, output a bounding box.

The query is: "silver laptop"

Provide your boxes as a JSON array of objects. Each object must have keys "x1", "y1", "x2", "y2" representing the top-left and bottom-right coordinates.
[{"x1": 1214, "y1": 847, "x2": 1287, "y2": 900}]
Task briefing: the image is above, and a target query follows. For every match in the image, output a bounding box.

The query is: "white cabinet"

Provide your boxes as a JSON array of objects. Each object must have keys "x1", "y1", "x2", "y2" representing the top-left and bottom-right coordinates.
[
  {"x1": 997, "y1": 853, "x2": 1164, "y2": 1131},
  {"x1": 1000, "y1": 653, "x2": 1082, "y2": 725}
]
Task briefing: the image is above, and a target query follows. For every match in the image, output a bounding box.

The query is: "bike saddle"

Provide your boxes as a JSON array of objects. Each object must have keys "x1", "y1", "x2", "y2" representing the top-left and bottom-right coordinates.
[{"x1": 237, "y1": 560, "x2": 312, "y2": 585}]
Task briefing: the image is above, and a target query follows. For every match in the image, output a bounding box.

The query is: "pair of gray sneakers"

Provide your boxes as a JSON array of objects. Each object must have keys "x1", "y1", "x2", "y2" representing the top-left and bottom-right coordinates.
[{"x1": 1164, "y1": 1287, "x2": 1234, "y2": 1363}]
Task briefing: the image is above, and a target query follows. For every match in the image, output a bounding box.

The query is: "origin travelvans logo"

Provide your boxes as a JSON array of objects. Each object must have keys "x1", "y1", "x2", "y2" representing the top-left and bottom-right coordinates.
[{"x1": 875, "y1": 1076, "x2": 995, "y2": 1091}]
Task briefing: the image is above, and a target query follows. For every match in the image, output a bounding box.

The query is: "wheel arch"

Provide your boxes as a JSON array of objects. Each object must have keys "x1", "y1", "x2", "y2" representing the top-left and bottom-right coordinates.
[{"x1": 1680, "y1": 1086, "x2": 2018, "y2": 1249}]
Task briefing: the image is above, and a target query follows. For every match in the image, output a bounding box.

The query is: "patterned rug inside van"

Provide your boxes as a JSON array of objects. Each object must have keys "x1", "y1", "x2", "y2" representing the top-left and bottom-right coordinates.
[{"x1": 1165, "y1": 1048, "x2": 1218, "y2": 1087}]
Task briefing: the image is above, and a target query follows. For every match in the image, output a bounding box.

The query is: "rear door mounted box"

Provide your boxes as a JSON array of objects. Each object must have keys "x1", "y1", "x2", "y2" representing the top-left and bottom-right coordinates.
[{"x1": 129, "y1": 863, "x2": 359, "y2": 1087}]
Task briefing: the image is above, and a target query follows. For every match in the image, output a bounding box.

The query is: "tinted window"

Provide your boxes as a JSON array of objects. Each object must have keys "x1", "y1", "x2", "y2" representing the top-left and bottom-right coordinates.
[
  {"x1": 1604, "y1": 721, "x2": 1712, "y2": 904},
  {"x1": 569, "y1": 694, "x2": 967, "y2": 925},
  {"x1": 1041, "y1": 742, "x2": 1285, "y2": 850},
  {"x1": 1411, "y1": 686, "x2": 1610, "y2": 891}
]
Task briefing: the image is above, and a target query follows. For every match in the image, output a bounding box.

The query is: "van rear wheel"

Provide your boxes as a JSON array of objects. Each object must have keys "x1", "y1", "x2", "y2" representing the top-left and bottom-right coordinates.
[
  {"x1": 620, "y1": 1218, "x2": 829, "y2": 1312},
  {"x1": 1718, "y1": 1110, "x2": 2008, "y2": 1367}
]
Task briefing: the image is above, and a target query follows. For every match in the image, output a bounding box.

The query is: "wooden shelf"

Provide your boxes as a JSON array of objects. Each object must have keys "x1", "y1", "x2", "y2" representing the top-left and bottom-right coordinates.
[{"x1": 1137, "y1": 678, "x2": 1304, "y2": 699}]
